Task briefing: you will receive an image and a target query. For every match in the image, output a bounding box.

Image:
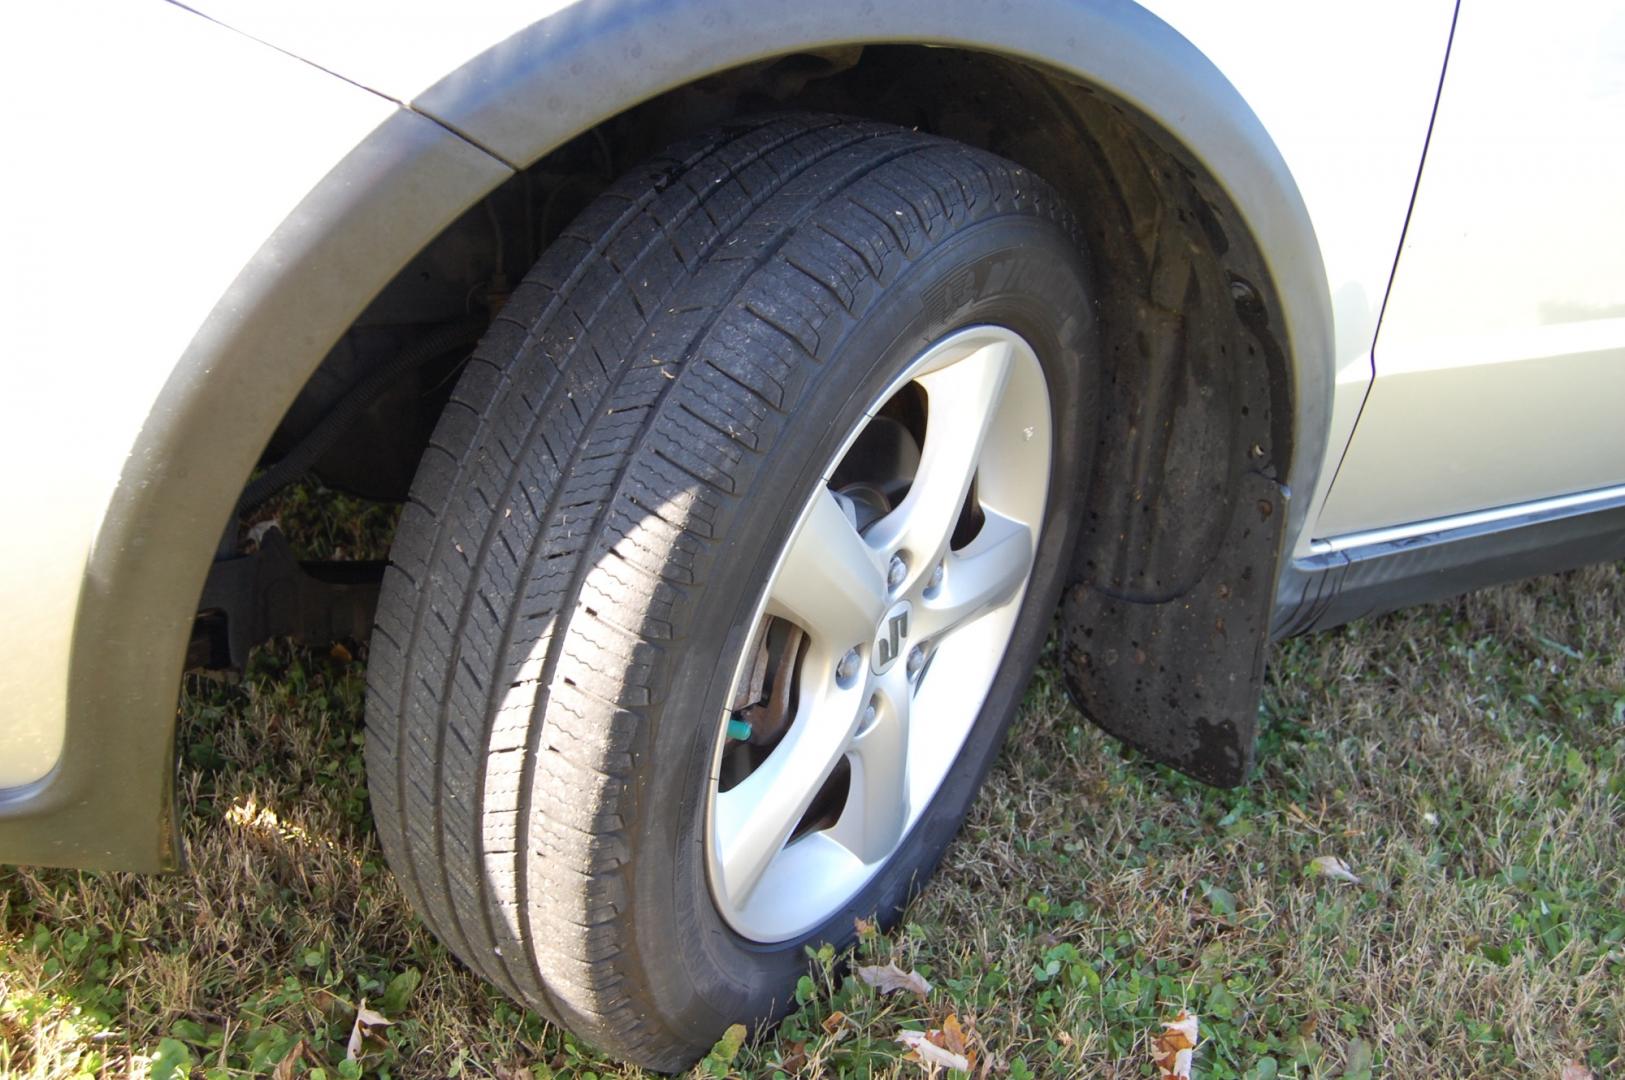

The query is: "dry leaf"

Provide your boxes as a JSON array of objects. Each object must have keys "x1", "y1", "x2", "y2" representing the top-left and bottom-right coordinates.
[
  {"x1": 855, "y1": 916, "x2": 877, "y2": 937},
  {"x1": 821, "y1": 1010, "x2": 850, "y2": 1036},
  {"x1": 774, "y1": 1041, "x2": 808, "y2": 1072},
  {"x1": 346, "y1": 998, "x2": 395, "y2": 1062},
  {"x1": 1151, "y1": 1010, "x2": 1199, "y2": 1079},
  {"x1": 942, "y1": 1013, "x2": 979, "y2": 1071},
  {"x1": 246, "y1": 519, "x2": 280, "y2": 547},
  {"x1": 329, "y1": 642, "x2": 353, "y2": 664},
  {"x1": 1561, "y1": 1063, "x2": 1593, "y2": 1080},
  {"x1": 272, "y1": 1039, "x2": 308, "y2": 1080},
  {"x1": 859, "y1": 962, "x2": 933, "y2": 996},
  {"x1": 895, "y1": 1018, "x2": 977, "y2": 1074},
  {"x1": 896, "y1": 1029, "x2": 971, "y2": 1072},
  {"x1": 307, "y1": 988, "x2": 348, "y2": 1016},
  {"x1": 1308, "y1": 855, "x2": 1362, "y2": 884}
]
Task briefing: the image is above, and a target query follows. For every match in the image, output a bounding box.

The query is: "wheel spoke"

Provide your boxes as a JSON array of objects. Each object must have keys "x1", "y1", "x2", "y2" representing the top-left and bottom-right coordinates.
[
  {"x1": 712, "y1": 670, "x2": 866, "y2": 908},
  {"x1": 828, "y1": 667, "x2": 912, "y2": 864},
  {"x1": 914, "y1": 509, "x2": 1034, "y2": 641},
  {"x1": 865, "y1": 338, "x2": 1013, "y2": 582},
  {"x1": 766, "y1": 486, "x2": 888, "y2": 650}
]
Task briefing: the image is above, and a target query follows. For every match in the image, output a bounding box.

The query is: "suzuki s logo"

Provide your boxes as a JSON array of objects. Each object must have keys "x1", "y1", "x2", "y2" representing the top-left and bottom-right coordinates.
[{"x1": 872, "y1": 601, "x2": 912, "y2": 675}]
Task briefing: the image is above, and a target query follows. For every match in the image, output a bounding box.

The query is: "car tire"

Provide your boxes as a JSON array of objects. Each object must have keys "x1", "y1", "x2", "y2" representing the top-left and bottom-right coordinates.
[{"x1": 364, "y1": 112, "x2": 1097, "y2": 1070}]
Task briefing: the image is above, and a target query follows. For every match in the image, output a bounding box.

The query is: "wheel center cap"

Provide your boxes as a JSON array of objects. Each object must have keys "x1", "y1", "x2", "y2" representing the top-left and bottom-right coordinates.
[{"x1": 872, "y1": 600, "x2": 913, "y2": 675}]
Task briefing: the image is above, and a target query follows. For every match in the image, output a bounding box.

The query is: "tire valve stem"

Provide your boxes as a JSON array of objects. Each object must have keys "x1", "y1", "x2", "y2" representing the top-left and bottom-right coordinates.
[{"x1": 726, "y1": 717, "x2": 754, "y2": 742}]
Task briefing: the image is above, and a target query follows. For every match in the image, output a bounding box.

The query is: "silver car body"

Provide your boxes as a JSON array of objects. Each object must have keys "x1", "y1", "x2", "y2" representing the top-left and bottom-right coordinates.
[{"x1": 2, "y1": 0, "x2": 1621, "y2": 865}]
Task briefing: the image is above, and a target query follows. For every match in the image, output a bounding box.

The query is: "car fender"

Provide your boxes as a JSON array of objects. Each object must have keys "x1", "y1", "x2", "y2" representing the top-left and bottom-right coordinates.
[{"x1": 3, "y1": 0, "x2": 1457, "y2": 868}]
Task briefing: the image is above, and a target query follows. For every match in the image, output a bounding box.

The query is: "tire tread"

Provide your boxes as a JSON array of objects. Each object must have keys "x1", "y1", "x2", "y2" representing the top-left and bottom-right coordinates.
[{"x1": 365, "y1": 113, "x2": 1080, "y2": 1067}]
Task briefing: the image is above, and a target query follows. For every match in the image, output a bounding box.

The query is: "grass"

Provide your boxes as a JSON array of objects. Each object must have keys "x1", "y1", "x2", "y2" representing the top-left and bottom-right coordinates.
[{"x1": 3, "y1": 491, "x2": 1622, "y2": 1077}]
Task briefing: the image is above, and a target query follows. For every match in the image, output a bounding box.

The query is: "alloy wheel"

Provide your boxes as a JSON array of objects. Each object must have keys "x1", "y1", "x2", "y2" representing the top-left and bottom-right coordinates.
[{"x1": 706, "y1": 325, "x2": 1054, "y2": 942}]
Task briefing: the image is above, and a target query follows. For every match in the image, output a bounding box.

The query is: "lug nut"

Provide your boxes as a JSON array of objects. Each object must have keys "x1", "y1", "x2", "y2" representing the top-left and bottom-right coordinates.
[
  {"x1": 836, "y1": 648, "x2": 861, "y2": 682},
  {"x1": 861, "y1": 701, "x2": 877, "y2": 729},
  {"x1": 927, "y1": 563, "x2": 944, "y2": 591},
  {"x1": 906, "y1": 644, "x2": 925, "y2": 677},
  {"x1": 887, "y1": 554, "x2": 908, "y2": 590}
]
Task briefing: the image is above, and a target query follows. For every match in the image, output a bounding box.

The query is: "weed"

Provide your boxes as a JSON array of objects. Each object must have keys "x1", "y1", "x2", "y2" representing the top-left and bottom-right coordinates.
[{"x1": 4, "y1": 560, "x2": 1621, "y2": 1077}]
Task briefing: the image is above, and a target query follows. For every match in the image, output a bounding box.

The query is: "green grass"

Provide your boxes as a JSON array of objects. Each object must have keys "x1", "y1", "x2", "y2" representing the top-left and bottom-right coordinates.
[{"x1": 3, "y1": 541, "x2": 1623, "y2": 1077}]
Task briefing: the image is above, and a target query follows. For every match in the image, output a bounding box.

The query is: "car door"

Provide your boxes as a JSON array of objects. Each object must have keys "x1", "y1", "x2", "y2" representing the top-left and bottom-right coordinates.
[{"x1": 1313, "y1": 1, "x2": 1625, "y2": 539}]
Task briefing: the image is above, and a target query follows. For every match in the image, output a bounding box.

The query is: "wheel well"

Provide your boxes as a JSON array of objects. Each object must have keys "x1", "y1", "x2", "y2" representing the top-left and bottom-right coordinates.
[
  {"x1": 273, "y1": 42, "x2": 1290, "y2": 587},
  {"x1": 258, "y1": 44, "x2": 1293, "y2": 782}
]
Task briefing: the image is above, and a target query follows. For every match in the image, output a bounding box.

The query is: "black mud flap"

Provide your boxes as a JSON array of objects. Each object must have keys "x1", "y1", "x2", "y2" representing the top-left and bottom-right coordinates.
[{"x1": 1061, "y1": 472, "x2": 1285, "y2": 787}]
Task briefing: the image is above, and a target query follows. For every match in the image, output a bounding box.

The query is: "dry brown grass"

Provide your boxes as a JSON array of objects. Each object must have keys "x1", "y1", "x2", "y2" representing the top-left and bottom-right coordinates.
[{"x1": 3, "y1": 563, "x2": 1622, "y2": 1078}]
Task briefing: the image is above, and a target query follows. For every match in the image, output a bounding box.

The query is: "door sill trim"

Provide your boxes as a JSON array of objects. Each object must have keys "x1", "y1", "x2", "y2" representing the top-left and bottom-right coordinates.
[{"x1": 1309, "y1": 483, "x2": 1625, "y2": 556}]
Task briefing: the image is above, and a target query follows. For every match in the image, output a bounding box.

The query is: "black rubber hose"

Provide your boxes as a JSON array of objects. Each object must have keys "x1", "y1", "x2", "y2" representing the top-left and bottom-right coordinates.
[{"x1": 236, "y1": 319, "x2": 485, "y2": 516}]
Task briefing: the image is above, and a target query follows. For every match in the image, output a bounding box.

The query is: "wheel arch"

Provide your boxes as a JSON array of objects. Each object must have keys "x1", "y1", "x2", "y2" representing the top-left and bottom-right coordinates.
[{"x1": 20, "y1": 0, "x2": 1330, "y2": 870}]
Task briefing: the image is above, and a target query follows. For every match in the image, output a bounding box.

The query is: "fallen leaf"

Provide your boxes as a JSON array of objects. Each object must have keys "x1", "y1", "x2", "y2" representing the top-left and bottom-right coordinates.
[
  {"x1": 1151, "y1": 1010, "x2": 1199, "y2": 1079},
  {"x1": 1308, "y1": 855, "x2": 1362, "y2": 885},
  {"x1": 821, "y1": 1010, "x2": 850, "y2": 1036},
  {"x1": 1561, "y1": 1063, "x2": 1593, "y2": 1080},
  {"x1": 941, "y1": 1013, "x2": 969, "y2": 1057},
  {"x1": 246, "y1": 519, "x2": 280, "y2": 547},
  {"x1": 896, "y1": 1029, "x2": 970, "y2": 1072},
  {"x1": 859, "y1": 962, "x2": 932, "y2": 996},
  {"x1": 854, "y1": 916, "x2": 877, "y2": 938},
  {"x1": 774, "y1": 1040, "x2": 808, "y2": 1072},
  {"x1": 346, "y1": 998, "x2": 395, "y2": 1062},
  {"x1": 271, "y1": 1039, "x2": 307, "y2": 1080},
  {"x1": 307, "y1": 987, "x2": 348, "y2": 1016},
  {"x1": 329, "y1": 642, "x2": 353, "y2": 664}
]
